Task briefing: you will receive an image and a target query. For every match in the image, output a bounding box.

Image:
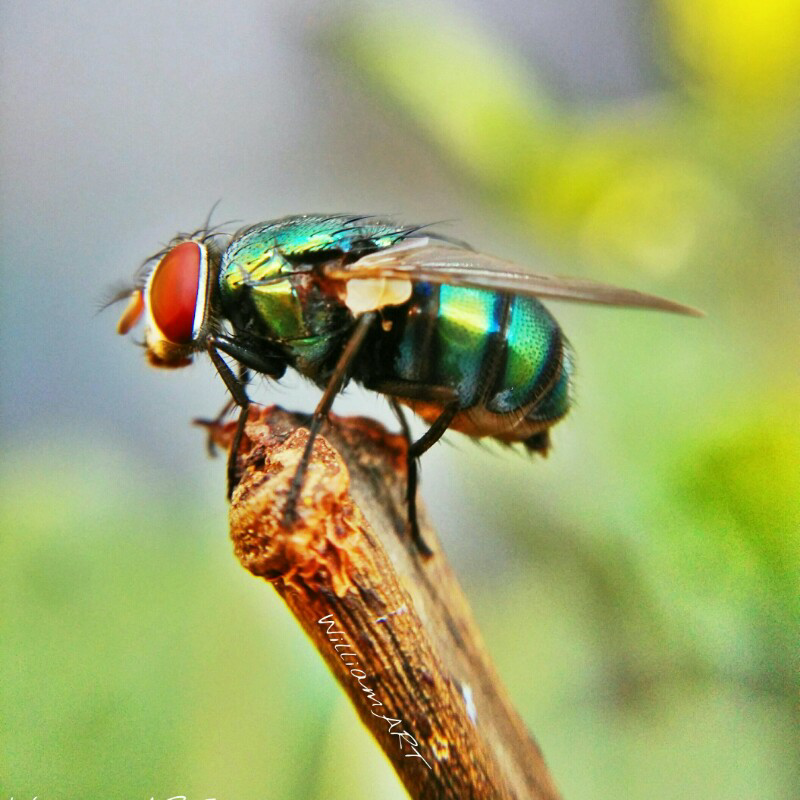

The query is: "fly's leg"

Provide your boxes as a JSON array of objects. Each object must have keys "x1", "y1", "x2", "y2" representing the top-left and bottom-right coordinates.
[
  {"x1": 203, "y1": 334, "x2": 287, "y2": 497},
  {"x1": 282, "y1": 312, "x2": 378, "y2": 528},
  {"x1": 366, "y1": 380, "x2": 460, "y2": 557},
  {"x1": 389, "y1": 399, "x2": 459, "y2": 557},
  {"x1": 194, "y1": 366, "x2": 250, "y2": 456},
  {"x1": 206, "y1": 343, "x2": 251, "y2": 498},
  {"x1": 389, "y1": 399, "x2": 430, "y2": 557}
]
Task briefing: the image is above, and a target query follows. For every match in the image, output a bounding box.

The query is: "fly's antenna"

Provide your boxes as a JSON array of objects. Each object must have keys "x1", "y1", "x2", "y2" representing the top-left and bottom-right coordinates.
[{"x1": 96, "y1": 283, "x2": 137, "y2": 314}]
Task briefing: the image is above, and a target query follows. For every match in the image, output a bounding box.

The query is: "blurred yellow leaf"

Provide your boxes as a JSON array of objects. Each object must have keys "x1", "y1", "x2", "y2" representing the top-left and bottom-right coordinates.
[
  {"x1": 663, "y1": 0, "x2": 800, "y2": 103},
  {"x1": 331, "y1": 4, "x2": 559, "y2": 187},
  {"x1": 577, "y1": 157, "x2": 735, "y2": 276}
]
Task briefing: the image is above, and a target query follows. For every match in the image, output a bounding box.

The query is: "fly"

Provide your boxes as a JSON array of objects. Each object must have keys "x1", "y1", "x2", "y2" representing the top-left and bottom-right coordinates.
[{"x1": 112, "y1": 213, "x2": 702, "y2": 556}]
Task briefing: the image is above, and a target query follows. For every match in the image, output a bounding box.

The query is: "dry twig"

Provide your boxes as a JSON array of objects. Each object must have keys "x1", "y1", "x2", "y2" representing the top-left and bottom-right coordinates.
[{"x1": 211, "y1": 406, "x2": 561, "y2": 800}]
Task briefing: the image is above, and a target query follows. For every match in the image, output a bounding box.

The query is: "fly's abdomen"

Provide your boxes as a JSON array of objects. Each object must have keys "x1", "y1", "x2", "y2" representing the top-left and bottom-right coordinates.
[
  {"x1": 384, "y1": 284, "x2": 496, "y2": 402},
  {"x1": 485, "y1": 295, "x2": 571, "y2": 421},
  {"x1": 431, "y1": 285, "x2": 507, "y2": 405},
  {"x1": 380, "y1": 283, "x2": 572, "y2": 436}
]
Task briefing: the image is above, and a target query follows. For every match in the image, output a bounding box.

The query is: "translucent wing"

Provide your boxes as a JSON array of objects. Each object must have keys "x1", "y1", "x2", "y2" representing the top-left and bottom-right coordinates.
[{"x1": 324, "y1": 237, "x2": 703, "y2": 316}]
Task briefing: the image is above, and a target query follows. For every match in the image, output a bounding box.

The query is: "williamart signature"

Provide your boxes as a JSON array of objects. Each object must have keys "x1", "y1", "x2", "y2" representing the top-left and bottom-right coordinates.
[{"x1": 318, "y1": 614, "x2": 433, "y2": 770}]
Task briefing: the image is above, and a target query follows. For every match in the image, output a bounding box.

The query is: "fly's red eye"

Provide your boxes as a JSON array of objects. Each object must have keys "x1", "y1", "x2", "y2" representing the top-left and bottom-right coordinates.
[{"x1": 148, "y1": 241, "x2": 204, "y2": 343}]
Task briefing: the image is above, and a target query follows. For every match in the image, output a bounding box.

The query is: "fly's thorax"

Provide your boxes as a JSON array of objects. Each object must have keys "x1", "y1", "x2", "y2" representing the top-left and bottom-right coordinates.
[
  {"x1": 219, "y1": 244, "x2": 317, "y2": 342},
  {"x1": 218, "y1": 239, "x2": 353, "y2": 378},
  {"x1": 218, "y1": 214, "x2": 419, "y2": 341},
  {"x1": 116, "y1": 238, "x2": 220, "y2": 368}
]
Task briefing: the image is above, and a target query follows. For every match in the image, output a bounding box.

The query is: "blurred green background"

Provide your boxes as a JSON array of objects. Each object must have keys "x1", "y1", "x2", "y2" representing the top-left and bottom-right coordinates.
[{"x1": 1, "y1": 1, "x2": 797, "y2": 798}]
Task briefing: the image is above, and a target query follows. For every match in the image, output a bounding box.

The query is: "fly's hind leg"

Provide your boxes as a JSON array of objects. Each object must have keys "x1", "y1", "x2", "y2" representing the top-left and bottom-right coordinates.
[
  {"x1": 404, "y1": 401, "x2": 459, "y2": 557},
  {"x1": 387, "y1": 400, "x2": 437, "y2": 557},
  {"x1": 377, "y1": 386, "x2": 460, "y2": 558}
]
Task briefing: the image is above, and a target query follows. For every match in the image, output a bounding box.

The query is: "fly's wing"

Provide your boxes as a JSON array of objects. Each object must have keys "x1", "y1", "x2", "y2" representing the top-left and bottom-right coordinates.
[{"x1": 324, "y1": 237, "x2": 703, "y2": 317}]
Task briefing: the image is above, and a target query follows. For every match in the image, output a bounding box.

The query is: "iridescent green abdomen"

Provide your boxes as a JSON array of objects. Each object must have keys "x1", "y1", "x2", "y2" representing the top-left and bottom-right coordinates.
[
  {"x1": 486, "y1": 295, "x2": 571, "y2": 419},
  {"x1": 362, "y1": 282, "x2": 573, "y2": 428}
]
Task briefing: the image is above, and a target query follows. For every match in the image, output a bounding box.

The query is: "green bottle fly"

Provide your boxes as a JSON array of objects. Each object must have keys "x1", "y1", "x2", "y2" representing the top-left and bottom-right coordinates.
[{"x1": 115, "y1": 213, "x2": 701, "y2": 554}]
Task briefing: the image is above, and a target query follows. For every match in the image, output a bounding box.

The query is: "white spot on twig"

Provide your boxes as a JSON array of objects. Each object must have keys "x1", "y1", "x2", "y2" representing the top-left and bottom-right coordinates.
[
  {"x1": 461, "y1": 682, "x2": 478, "y2": 724},
  {"x1": 375, "y1": 604, "x2": 409, "y2": 624}
]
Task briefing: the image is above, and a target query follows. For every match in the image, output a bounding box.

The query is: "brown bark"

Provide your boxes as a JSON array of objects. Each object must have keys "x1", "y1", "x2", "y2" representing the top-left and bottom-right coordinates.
[{"x1": 212, "y1": 406, "x2": 561, "y2": 800}]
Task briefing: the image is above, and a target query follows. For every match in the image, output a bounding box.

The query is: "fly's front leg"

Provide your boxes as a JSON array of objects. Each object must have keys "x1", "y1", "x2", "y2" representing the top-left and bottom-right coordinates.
[
  {"x1": 194, "y1": 365, "x2": 249, "y2": 456},
  {"x1": 206, "y1": 342, "x2": 251, "y2": 498},
  {"x1": 204, "y1": 333, "x2": 287, "y2": 497},
  {"x1": 282, "y1": 312, "x2": 377, "y2": 529}
]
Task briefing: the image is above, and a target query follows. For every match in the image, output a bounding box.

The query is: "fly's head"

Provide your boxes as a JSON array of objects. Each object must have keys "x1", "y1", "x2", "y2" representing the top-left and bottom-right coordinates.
[{"x1": 113, "y1": 228, "x2": 226, "y2": 368}]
